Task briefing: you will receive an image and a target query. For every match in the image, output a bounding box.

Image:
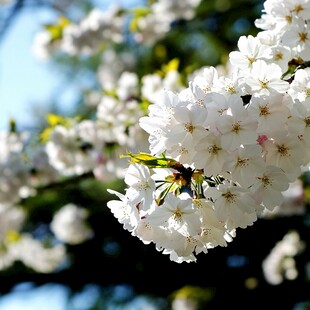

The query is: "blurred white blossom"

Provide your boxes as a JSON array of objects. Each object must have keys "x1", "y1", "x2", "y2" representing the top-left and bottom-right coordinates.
[{"x1": 51, "y1": 203, "x2": 93, "y2": 245}]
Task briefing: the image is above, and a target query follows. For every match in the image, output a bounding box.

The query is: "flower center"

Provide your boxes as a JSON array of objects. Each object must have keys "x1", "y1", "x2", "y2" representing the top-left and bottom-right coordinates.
[
  {"x1": 222, "y1": 191, "x2": 236, "y2": 203},
  {"x1": 295, "y1": 4, "x2": 303, "y2": 13},
  {"x1": 277, "y1": 144, "x2": 289, "y2": 157},
  {"x1": 225, "y1": 84, "x2": 237, "y2": 94},
  {"x1": 202, "y1": 86, "x2": 211, "y2": 93},
  {"x1": 186, "y1": 236, "x2": 198, "y2": 245},
  {"x1": 193, "y1": 199, "x2": 203, "y2": 208},
  {"x1": 178, "y1": 146, "x2": 188, "y2": 154},
  {"x1": 258, "y1": 175, "x2": 272, "y2": 188},
  {"x1": 259, "y1": 80, "x2": 269, "y2": 89},
  {"x1": 196, "y1": 98, "x2": 204, "y2": 106},
  {"x1": 144, "y1": 222, "x2": 152, "y2": 230},
  {"x1": 217, "y1": 108, "x2": 228, "y2": 116},
  {"x1": 247, "y1": 56, "x2": 255, "y2": 64},
  {"x1": 184, "y1": 122, "x2": 195, "y2": 133},
  {"x1": 259, "y1": 105, "x2": 270, "y2": 116},
  {"x1": 299, "y1": 32, "x2": 308, "y2": 42},
  {"x1": 236, "y1": 157, "x2": 249, "y2": 167},
  {"x1": 208, "y1": 144, "x2": 221, "y2": 155},
  {"x1": 275, "y1": 52, "x2": 283, "y2": 60},
  {"x1": 304, "y1": 116, "x2": 310, "y2": 127},
  {"x1": 304, "y1": 88, "x2": 310, "y2": 98},
  {"x1": 172, "y1": 207, "x2": 183, "y2": 222},
  {"x1": 201, "y1": 227, "x2": 212, "y2": 237},
  {"x1": 285, "y1": 15, "x2": 292, "y2": 23},
  {"x1": 138, "y1": 181, "x2": 150, "y2": 190},
  {"x1": 232, "y1": 122, "x2": 241, "y2": 133}
]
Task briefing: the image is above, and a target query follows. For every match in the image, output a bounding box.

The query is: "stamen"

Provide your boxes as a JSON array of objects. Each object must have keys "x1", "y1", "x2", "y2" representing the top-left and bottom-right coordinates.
[
  {"x1": 299, "y1": 32, "x2": 308, "y2": 42},
  {"x1": 236, "y1": 157, "x2": 249, "y2": 167},
  {"x1": 304, "y1": 116, "x2": 310, "y2": 127},
  {"x1": 259, "y1": 105, "x2": 270, "y2": 116},
  {"x1": 258, "y1": 175, "x2": 272, "y2": 188},
  {"x1": 259, "y1": 80, "x2": 269, "y2": 89},
  {"x1": 208, "y1": 144, "x2": 221, "y2": 155},
  {"x1": 222, "y1": 191, "x2": 236, "y2": 203},
  {"x1": 232, "y1": 122, "x2": 241, "y2": 133},
  {"x1": 172, "y1": 208, "x2": 183, "y2": 222},
  {"x1": 277, "y1": 144, "x2": 289, "y2": 157},
  {"x1": 184, "y1": 122, "x2": 195, "y2": 133}
]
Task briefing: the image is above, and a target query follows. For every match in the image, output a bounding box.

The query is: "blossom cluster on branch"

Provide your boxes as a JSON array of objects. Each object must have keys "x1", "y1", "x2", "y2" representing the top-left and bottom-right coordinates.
[{"x1": 108, "y1": 0, "x2": 310, "y2": 262}]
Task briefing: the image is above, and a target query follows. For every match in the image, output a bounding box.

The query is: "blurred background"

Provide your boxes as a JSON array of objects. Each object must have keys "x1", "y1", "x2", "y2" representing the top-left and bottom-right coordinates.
[{"x1": 0, "y1": 0, "x2": 310, "y2": 309}]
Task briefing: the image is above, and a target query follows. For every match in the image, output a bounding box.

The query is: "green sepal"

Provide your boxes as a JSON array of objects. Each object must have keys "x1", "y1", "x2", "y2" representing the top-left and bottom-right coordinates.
[
  {"x1": 121, "y1": 152, "x2": 178, "y2": 168},
  {"x1": 155, "y1": 182, "x2": 177, "y2": 206},
  {"x1": 9, "y1": 118, "x2": 16, "y2": 133}
]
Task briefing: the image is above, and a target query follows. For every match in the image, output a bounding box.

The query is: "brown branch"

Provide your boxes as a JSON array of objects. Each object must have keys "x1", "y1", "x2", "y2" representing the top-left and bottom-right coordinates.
[
  {"x1": 0, "y1": 0, "x2": 75, "y2": 44},
  {"x1": 0, "y1": 0, "x2": 25, "y2": 43},
  {"x1": 36, "y1": 170, "x2": 95, "y2": 192}
]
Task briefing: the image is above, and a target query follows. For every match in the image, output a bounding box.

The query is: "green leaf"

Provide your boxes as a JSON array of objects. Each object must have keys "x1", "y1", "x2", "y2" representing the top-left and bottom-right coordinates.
[
  {"x1": 6, "y1": 230, "x2": 21, "y2": 243},
  {"x1": 40, "y1": 114, "x2": 80, "y2": 142},
  {"x1": 130, "y1": 7, "x2": 151, "y2": 17},
  {"x1": 44, "y1": 17, "x2": 70, "y2": 42},
  {"x1": 129, "y1": 17, "x2": 140, "y2": 32},
  {"x1": 128, "y1": 7, "x2": 151, "y2": 32},
  {"x1": 162, "y1": 58, "x2": 180, "y2": 73}
]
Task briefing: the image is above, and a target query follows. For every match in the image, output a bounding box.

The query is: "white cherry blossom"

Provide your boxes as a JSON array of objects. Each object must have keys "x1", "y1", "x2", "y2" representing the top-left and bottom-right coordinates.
[
  {"x1": 205, "y1": 184, "x2": 258, "y2": 230},
  {"x1": 147, "y1": 193, "x2": 201, "y2": 237},
  {"x1": 282, "y1": 20, "x2": 310, "y2": 59},
  {"x1": 264, "y1": 134, "x2": 306, "y2": 180},
  {"x1": 165, "y1": 103, "x2": 208, "y2": 155},
  {"x1": 222, "y1": 144, "x2": 266, "y2": 187},
  {"x1": 50, "y1": 204, "x2": 93, "y2": 245},
  {"x1": 288, "y1": 68, "x2": 310, "y2": 102},
  {"x1": 251, "y1": 165, "x2": 290, "y2": 211},
  {"x1": 193, "y1": 133, "x2": 229, "y2": 177},
  {"x1": 248, "y1": 94, "x2": 290, "y2": 135},
  {"x1": 107, "y1": 189, "x2": 140, "y2": 232},
  {"x1": 216, "y1": 99, "x2": 258, "y2": 150},
  {"x1": 229, "y1": 35, "x2": 273, "y2": 70},
  {"x1": 124, "y1": 164, "x2": 156, "y2": 211},
  {"x1": 245, "y1": 60, "x2": 289, "y2": 96}
]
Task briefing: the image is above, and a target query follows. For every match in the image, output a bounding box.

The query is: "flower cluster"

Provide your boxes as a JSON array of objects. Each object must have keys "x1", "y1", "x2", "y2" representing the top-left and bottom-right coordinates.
[
  {"x1": 0, "y1": 202, "x2": 66, "y2": 273},
  {"x1": 262, "y1": 230, "x2": 305, "y2": 285},
  {"x1": 108, "y1": 0, "x2": 310, "y2": 263},
  {"x1": 33, "y1": 4, "x2": 124, "y2": 59},
  {"x1": 32, "y1": 0, "x2": 202, "y2": 60},
  {"x1": 131, "y1": 0, "x2": 202, "y2": 45}
]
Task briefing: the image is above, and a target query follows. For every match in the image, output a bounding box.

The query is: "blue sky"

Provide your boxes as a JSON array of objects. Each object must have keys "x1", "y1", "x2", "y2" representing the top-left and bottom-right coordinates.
[
  {"x1": 0, "y1": 283, "x2": 70, "y2": 310},
  {"x1": 0, "y1": 0, "x2": 143, "y2": 131},
  {"x1": 0, "y1": 283, "x2": 164, "y2": 310},
  {"x1": 0, "y1": 7, "x2": 61, "y2": 130}
]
